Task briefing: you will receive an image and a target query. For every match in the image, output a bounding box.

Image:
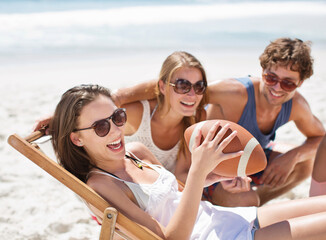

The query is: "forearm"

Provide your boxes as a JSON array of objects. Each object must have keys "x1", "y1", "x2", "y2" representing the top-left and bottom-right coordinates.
[
  {"x1": 165, "y1": 168, "x2": 206, "y2": 239},
  {"x1": 312, "y1": 136, "x2": 326, "y2": 182},
  {"x1": 111, "y1": 79, "x2": 157, "y2": 107},
  {"x1": 288, "y1": 136, "x2": 324, "y2": 164}
]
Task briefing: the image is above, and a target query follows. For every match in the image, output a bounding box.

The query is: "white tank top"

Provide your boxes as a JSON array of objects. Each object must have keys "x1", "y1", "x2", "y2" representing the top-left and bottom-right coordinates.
[
  {"x1": 124, "y1": 100, "x2": 179, "y2": 172},
  {"x1": 89, "y1": 154, "x2": 257, "y2": 240},
  {"x1": 88, "y1": 161, "x2": 166, "y2": 211}
]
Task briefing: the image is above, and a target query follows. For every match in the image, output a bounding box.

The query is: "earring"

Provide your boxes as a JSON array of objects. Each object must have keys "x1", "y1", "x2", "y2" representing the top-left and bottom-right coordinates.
[{"x1": 79, "y1": 142, "x2": 83, "y2": 146}]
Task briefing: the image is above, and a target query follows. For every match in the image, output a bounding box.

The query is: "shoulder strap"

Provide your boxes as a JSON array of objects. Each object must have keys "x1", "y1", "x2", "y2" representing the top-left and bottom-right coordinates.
[
  {"x1": 89, "y1": 164, "x2": 121, "y2": 179},
  {"x1": 150, "y1": 104, "x2": 158, "y2": 119}
]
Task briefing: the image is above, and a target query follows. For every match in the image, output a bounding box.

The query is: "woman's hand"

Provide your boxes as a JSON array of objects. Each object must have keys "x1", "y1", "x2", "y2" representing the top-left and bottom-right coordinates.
[{"x1": 190, "y1": 121, "x2": 243, "y2": 178}]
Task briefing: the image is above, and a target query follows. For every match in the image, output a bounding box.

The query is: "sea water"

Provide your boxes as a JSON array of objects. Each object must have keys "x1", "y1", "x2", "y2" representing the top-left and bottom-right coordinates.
[{"x1": 0, "y1": 0, "x2": 325, "y2": 56}]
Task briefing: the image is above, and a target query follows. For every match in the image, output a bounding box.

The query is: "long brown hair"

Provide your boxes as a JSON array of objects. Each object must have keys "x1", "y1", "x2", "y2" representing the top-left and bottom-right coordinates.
[
  {"x1": 51, "y1": 84, "x2": 111, "y2": 182},
  {"x1": 155, "y1": 51, "x2": 209, "y2": 156}
]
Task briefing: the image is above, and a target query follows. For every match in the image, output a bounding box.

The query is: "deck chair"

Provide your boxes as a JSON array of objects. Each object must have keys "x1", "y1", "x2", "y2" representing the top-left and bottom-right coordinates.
[{"x1": 8, "y1": 131, "x2": 162, "y2": 240}]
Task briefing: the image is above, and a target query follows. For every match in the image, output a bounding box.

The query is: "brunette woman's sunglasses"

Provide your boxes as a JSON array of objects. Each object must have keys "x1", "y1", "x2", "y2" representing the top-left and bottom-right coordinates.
[
  {"x1": 169, "y1": 79, "x2": 206, "y2": 95},
  {"x1": 263, "y1": 73, "x2": 299, "y2": 92},
  {"x1": 74, "y1": 108, "x2": 127, "y2": 137}
]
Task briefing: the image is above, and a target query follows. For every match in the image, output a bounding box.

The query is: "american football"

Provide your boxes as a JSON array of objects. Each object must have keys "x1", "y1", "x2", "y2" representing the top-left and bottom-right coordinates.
[{"x1": 184, "y1": 120, "x2": 267, "y2": 177}]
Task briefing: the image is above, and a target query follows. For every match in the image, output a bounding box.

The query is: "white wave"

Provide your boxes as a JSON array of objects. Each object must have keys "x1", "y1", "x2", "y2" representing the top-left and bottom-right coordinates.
[{"x1": 0, "y1": 1, "x2": 325, "y2": 30}]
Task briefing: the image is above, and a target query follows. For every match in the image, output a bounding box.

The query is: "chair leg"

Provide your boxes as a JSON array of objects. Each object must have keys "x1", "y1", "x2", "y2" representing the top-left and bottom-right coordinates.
[{"x1": 99, "y1": 207, "x2": 118, "y2": 240}]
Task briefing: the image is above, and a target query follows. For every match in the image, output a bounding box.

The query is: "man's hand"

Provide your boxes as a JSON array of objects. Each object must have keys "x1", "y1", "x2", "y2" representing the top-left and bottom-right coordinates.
[{"x1": 259, "y1": 153, "x2": 296, "y2": 187}]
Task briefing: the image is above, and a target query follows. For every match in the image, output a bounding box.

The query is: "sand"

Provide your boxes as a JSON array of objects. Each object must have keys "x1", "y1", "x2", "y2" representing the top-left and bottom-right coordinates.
[{"x1": 1, "y1": 47, "x2": 325, "y2": 239}]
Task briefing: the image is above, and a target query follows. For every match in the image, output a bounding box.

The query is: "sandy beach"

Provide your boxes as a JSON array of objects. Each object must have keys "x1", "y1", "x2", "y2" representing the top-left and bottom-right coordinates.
[{"x1": 1, "y1": 1, "x2": 326, "y2": 239}]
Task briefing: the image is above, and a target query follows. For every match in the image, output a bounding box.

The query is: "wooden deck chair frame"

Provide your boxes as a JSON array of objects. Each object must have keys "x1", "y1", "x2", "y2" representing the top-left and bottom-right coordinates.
[{"x1": 8, "y1": 131, "x2": 162, "y2": 240}]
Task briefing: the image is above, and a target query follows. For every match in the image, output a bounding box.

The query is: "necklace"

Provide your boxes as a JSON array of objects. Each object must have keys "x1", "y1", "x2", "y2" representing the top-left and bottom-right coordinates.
[{"x1": 125, "y1": 154, "x2": 143, "y2": 170}]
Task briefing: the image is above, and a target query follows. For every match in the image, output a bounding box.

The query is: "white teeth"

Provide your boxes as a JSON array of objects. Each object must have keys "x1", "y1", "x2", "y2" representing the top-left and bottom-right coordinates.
[
  {"x1": 181, "y1": 101, "x2": 195, "y2": 106},
  {"x1": 270, "y1": 91, "x2": 283, "y2": 97},
  {"x1": 108, "y1": 139, "x2": 121, "y2": 145},
  {"x1": 110, "y1": 144, "x2": 121, "y2": 150},
  {"x1": 107, "y1": 139, "x2": 122, "y2": 150}
]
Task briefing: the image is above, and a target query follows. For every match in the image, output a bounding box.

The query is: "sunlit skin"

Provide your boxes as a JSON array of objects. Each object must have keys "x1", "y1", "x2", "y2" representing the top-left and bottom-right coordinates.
[
  {"x1": 310, "y1": 136, "x2": 326, "y2": 196},
  {"x1": 260, "y1": 65, "x2": 302, "y2": 107},
  {"x1": 70, "y1": 95, "x2": 126, "y2": 167},
  {"x1": 161, "y1": 67, "x2": 204, "y2": 118},
  {"x1": 70, "y1": 95, "x2": 162, "y2": 186},
  {"x1": 122, "y1": 66, "x2": 205, "y2": 154},
  {"x1": 112, "y1": 66, "x2": 206, "y2": 183}
]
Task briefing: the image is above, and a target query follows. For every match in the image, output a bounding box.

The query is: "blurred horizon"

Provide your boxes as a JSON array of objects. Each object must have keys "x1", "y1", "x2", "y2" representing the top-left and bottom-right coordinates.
[{"x1": 0, "y1": 0, "x2": 325, "y2": 59}]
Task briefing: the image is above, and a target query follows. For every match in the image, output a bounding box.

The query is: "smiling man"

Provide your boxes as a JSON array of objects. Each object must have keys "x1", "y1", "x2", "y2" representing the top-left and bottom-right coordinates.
[{"x1": 206, "y1": 38, "x2": 325, "y2": 206}]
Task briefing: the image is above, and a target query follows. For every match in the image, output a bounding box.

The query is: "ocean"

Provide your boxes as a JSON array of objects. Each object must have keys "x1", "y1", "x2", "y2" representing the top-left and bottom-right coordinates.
[{"x1": 0, "y1": 0, "x2": 325, "y2": 58}]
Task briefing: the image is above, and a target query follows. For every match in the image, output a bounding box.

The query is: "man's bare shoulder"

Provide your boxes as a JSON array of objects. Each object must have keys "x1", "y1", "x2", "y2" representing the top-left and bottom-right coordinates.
[
  {"x1": 207, "y1": 78, "x2": 251, "y2": 121},
  {"x1": 208, "y1": 78, "x2": 247, "y2": 104},
  {"x1": 289, "y1": 91, "x2": 325, "y2": 136},
  {"x1": 209, "y1": 78, "x2": 246, "y2": 93},
  {"x1": 291, "y1": 91, "x2": 310, "y2": 113},
  {"x1": 250, "y1": 76, "x2": 261, "y2": 85},
  {"x1": 289, "y1": 91, "x2": 316, "y2": 122}
]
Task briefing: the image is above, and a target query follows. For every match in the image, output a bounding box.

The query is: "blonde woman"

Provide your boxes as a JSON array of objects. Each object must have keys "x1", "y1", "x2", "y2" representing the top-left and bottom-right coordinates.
[{"x1": 121, "y1": 51, "x2": 208, "y2": 182}]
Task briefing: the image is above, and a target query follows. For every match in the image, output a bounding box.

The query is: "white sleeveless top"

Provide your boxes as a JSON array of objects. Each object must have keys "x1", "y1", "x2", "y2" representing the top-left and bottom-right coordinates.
[
  {"x1": 124, "y1": 100, "x2": 179, "y2": 172},
  {"x1": 90, "y1": 157, "x2": 257, "y2": 240}
]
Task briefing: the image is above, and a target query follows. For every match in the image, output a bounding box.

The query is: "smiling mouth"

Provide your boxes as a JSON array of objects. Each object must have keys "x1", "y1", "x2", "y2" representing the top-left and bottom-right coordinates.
[
  {"x1": 269, "y1": 89, "x2": 284, "y2": 98},
  {"x1": 181, "y1": 101, "x2": 196, "y2": 106},
  {"x1": 107, "y1": 138, "x2": 122, "y2": 150}
]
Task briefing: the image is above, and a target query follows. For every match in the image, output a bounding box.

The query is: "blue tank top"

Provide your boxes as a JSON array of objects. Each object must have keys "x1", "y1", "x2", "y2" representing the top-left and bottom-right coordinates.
[{"x1": 236, "y1": 77, "x2": 292, "y2": 149}]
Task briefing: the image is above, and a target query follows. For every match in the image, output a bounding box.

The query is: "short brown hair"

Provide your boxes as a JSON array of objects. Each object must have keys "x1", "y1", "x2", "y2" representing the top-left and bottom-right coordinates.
[
  {"x1": 259, "y1": 38, "x2": 314, "y2": 81},
  {"x1": 51, "y1": 84, "x2": 111, "y2": 182}
]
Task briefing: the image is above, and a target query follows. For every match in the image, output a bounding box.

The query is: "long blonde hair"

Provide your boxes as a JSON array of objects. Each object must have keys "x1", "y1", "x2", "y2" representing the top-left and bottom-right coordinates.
[{"x1": 155, "y1": 51, "x2": 209, "y2": 156}]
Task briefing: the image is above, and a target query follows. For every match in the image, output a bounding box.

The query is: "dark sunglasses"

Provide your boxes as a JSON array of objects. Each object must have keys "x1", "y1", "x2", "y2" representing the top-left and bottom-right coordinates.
[
  {"x1": 263, "y1": 73, "x2": 299, "y2": 92},
  {"x1": 74, "y1": 108, "x2": 127, "y2": 137},
  {"x1": 169, "y1": 79, "x2": 206, "y2": 95}
]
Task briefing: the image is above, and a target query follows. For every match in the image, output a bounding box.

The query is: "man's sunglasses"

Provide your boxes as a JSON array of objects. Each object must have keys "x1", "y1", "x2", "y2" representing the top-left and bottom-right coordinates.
[
  {"x1": 74, "y1": 108, "x2": 127, "y2": 137},
  {"x1": 263, "y1": 73, "x2": 300, "y2": 92},
  {"x1": 169, "y1": 79, "x2": 206, "y2": 95}
]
